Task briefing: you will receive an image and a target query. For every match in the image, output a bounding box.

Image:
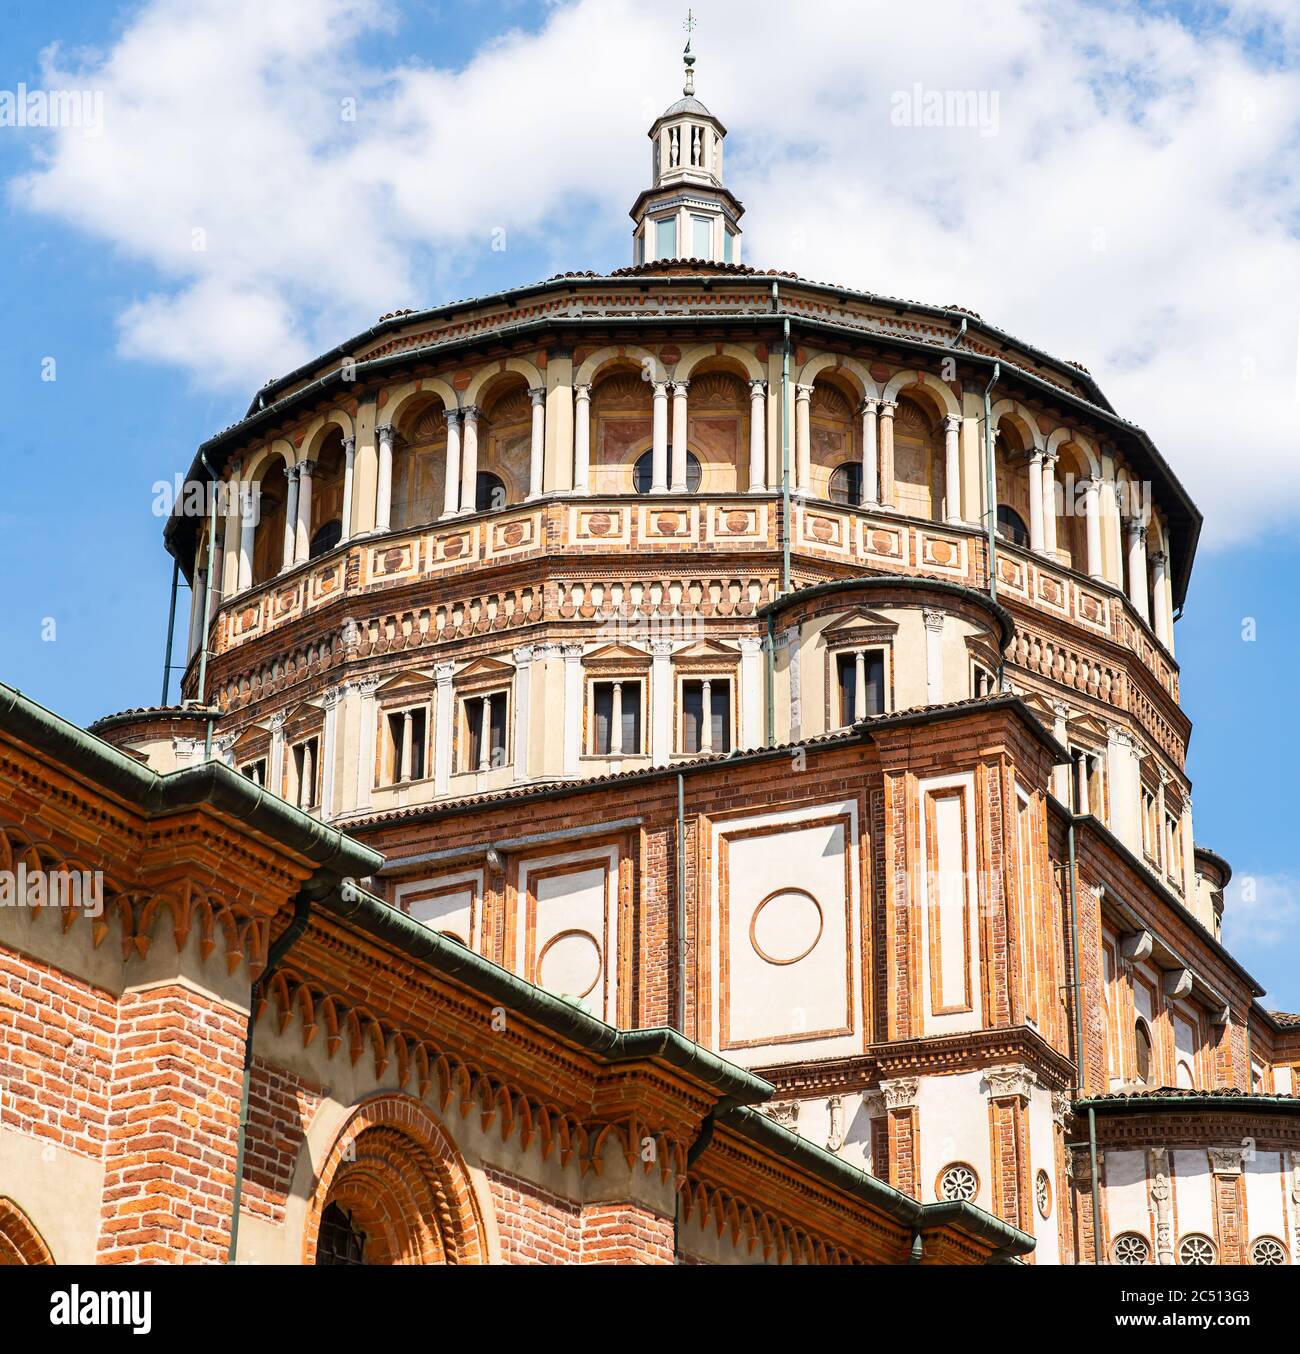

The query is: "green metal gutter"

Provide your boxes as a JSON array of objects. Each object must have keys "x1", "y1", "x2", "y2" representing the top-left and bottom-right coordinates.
[
  {"x1": 0, "y1": 680, "x2": 383, "y2": 898},
  {"x1": 1077, "y1": 1092, "x2": 1300, "y2": 1114}
]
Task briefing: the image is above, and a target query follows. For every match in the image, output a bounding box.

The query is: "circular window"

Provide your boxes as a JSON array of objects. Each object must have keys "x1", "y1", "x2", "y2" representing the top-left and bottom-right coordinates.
[
  {"x1": 1112, "y1": 1232, "x2": 1151, "y2": 1265},
  {"x1": 633, "y1": 449, "x2": 701, "y2": 494},
  {"x1": 1178, "y1": 1234, "x2": 1216, "y2": 1266},
  {"x1": 828, "y1": 462, "x2": 863, "y2": 506},
  {"x1": 1035, "y1": 1169, "x2": 1052, "y2": 1219},
  {"x1": 1251, "y1": 1236, "x2": 1288, "y2": 1266},
  {"x1": 937, "y1": 1163, "x2": 978, "y2": 1203}
]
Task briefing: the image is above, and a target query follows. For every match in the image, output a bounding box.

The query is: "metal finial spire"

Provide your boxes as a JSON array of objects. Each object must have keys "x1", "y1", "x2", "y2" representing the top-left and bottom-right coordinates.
[{"x1": 682, "y1": 9, "x2": 696, "y2": 96}]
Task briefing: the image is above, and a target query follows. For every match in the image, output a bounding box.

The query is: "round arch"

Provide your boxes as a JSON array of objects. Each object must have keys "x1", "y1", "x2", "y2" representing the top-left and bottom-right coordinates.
[
  {"x1": 675, "y1": 342, "x2": 765, "y2": 383},
  {"x1": 575, "y1": 345, "x2": 666, "y2": 386},
  {"x1": 795, "y1": 352, "x2": 880, "y2": 402},
  {"x1": 990, "y1": 398, "x2": 1045, "y2": 453},
  {"x1": 303, "y1": 1095, "x2": 486, "y2": 1266},
  {"x1": 0, "y1": 1198, "x2": 54, "y2": 1266},
  {"x1": 882, "y1": 369, "x2": 961, "y2": 420},
  {"x1": 463, "y1": 357, "x2": 545, "y2": 408},
  {"x1": 301, "y1": 411, "x2": 356, "y2": 463},
  {"x1": 382, "y1": 377, "x2": 461, "y2": 432},
  {"x1": 1045, "y1": 426, "x2": 1100, "y2": 477}
]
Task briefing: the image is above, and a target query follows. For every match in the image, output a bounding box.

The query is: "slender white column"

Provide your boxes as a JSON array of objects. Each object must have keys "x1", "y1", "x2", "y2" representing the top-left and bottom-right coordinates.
[
  {"x1": 1150, "y1": 552, "x2": 1170, "y2": 647},
  {"x1": 513, "y1": 646, "x2": 532, "y2": 780},
  {"x1": 748, "y1": 380, "x2": 767, "y2": 491},
  {"x1": 860, "y1": 399, "x2": 879, "y2": 507},
  {"x1": 238, "y1": 484, "x2": 256, "y2": 591},
  {"x1": 878, "y1": 401, "x2": 896, "y2": 506},
  {"x1": 854, "y1": 649, "x2": 867, "y2": 723},
  {"x1": 700, "y1": 679, "x2": 714, "y2": 753},
  {"x1": 610, "y1": 681, "x2": 624, "y2": 756},
  {"x1": 293, "y1": 458, "x2": 314, "y2": 564},
  {"x1": 433, "y1": 664, "x2": 454, "y2": 795},
  {"x1": 527, "y1": 388, "x2": 545, "y2": 499},
  {"x1": 1041, "y1": 450, "x2": 1058, "y2": 555},
  {"x1": 300, "y1": 739, "x2": 315, "y2": 809},
  {"x1": 651, "y1": 641, "x2": 673, "y2": 765},
  {"x1": 459, "y1": 406, "x2": 480, "y2": 514},
  {"x1": 1084, "y1": 477, "x2": 1103, "y2": 579},
  {"x1": 441, "y1": 410, "x2": 462, "y2": 518},
  {"x1": 1074, "y1": 750, "x2": 1090, "y2": 816},
  {"x1": 739, "y1": 636, "x2": 763, "y2": 749},
  {"x1": 321, "y1": 685, "x2": 343, "y2": 818},
  {"x1": 399, "y1": 709, "x2": 412, "y2": 783},
  {"x1": 187, "y1": 558, "x2": 206, "y2": 658},
  {"x1": 923, "y1": 609, "x2": 944, "y2": 704},
  {"x1": 339, "y1": 437, "x2": 355, "y2": 543},
  {"x1": 651, "y1": 382, "x2": 669, "y2": 492},
  {"x1": 354, "y1": 680, "x2": 379, "y2": 812},
  {"x1": 1127, "y1": 520, "x2": 1150, "y2": 622},
  {"x1": 375, "y1": 425, "x2": 395, "y2": 533},
  {"x1": 476, "y1": 698, "x2": 491, "y2": 772},
  {"x1": 573, "y1": 384, "x2": 592, "y2": 495},
  {"x1": 670, "y1": 380, "x2": 690, "y2": 492},
  {"x1": 562, "y1": 645, "x2": 583, "y2": 775},
  {"x1": 268, "y1": 715, "x2": 286, "y2": 800},
  {"x1": 943, "y1": 415, "x2": 962, "y2": 524},
  {"x1": 1026, "y1": 451, "x2": 1045, "y2": 552},
  {"x1": 794, "y1": 383, "x2": 812, "y2": 495},
  {"x1": 281, "y1": 465, "x2": 300, "y2": 571}
]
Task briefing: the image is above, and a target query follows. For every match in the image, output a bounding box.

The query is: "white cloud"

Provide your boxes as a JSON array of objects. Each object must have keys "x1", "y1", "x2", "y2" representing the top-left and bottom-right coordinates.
[
  {"x1": 1222, "y1": 872, "x2": 1300, "y2": 990},
  {"x1": 10, "y1": 0, "x2": 1300, "y2": 543}
]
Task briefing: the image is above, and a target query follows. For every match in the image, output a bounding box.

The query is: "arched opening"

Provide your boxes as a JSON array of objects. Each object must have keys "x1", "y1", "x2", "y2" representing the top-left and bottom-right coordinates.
[
  {"x1": 1134, "y1": 1018, "x2": 1153, "y2": 1085},
  {"x1": 635, "y1": 449, "x2": 700, "y2": 493},
  {"x1": 0, "y1": 1198, "x2": 54, "y2": 1266},
  {"x1": 829, "y1": 461, "x2": 862, "y2": 505},
  {"x1": 683, "y1": 367, "x2": 747, "y2": 493},
  {"x1": 250, "y1": 457, "x2": 289, "y2": 588},
  {"x1": 808, "y1": 377, "x2": 858, "y2": 503},
  {"x1": 305, "y1": 1098, "x2": 485, "y2": 1267},
  {"x1": 392, "y1": 397, "x2": 449, "y2": 530},
  {"x1": 476, "y1": 377, "x2": 532, "y2": 509},
  {"x1": 590, "y1": 366, "x2": 654, "y2": 494},
  {"x1": 308, "y1": 428, "x2": 346, "y2": 559},
  {"x1": 892, "y1": 395, "x2": 942, "y2": 521},
  {"x1": 995, "y1": 418, "x2": 1033, "y2": 547},
  {"x1": 1050, "y1": 443, "x2": 1091, "y2": 571}
]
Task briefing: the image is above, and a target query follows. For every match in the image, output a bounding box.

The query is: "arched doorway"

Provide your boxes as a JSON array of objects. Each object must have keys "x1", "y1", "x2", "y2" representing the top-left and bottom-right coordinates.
[{"x1": 304, "y1": 1097, "x2": 485, "y2": 1266}]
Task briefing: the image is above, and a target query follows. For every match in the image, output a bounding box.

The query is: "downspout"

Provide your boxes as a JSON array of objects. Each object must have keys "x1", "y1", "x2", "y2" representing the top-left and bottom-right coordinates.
[
  {"x1": 676, "y1": 773, "x2": 687, "y2": 1032},
  {"x1": 196, "y1": 451, "x2": 221, "y2": 759},
  {"x1": 982, "y1": 363, "x2": 1003, "y2": 686},
  {"x1": 1065, "y1": 815, "x2": 1098, "y2": 1263},
  {"x1": 780, "y1": 313, "x2": 792, "y2": 596},
  {"x1": 227, "y1": 891, "x2": 313, "y2": 1264},
  {"x1": 765, "y1": 612, "x2": 776, "y2": 747},
  {"x1": 160, "y1": 556, "x2": 180, "y2": 706}
]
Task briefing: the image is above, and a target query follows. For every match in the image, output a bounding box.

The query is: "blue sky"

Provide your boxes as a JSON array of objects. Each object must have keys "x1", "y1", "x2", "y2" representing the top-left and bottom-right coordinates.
[{"x1": 0, "y1": 0, "x2": 1297, "y2": 1004}]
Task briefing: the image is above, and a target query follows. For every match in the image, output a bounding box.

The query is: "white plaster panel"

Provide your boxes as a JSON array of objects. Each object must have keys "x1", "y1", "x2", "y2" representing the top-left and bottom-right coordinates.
[
  {"x1": 1103, "y1": 1149, "x2": 1152, "y2": 1244},
  {"x1": 394, "y1": 867, "x2": 483, "y2": 951},
  {"x1": 1171, "y1": 1149, "x2": 1214, "y2": 1239},
  {"x1": 1027, "y1": 1086, "x2": 1059, "y2": 1263},
  {"x1": 709, "y1": 799, "x2": 860, "y2": 1065},
  {"x1": 1244, "y1": 1150, "x2": 1287, "y2": 1248},
  {"x1": 917, "y1": 1071, "x2": 991, "y2": 1206}
]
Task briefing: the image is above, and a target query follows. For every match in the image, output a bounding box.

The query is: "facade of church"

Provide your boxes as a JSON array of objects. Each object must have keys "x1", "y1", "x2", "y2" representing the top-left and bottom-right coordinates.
[{"x1": 2, "y1": 57, "x2": 1297, "y2": 1267}]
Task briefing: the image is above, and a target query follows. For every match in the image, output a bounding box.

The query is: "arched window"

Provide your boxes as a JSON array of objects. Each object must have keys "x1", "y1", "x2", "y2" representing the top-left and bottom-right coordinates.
[
  {"x1": 1134, "y1": 1019, "x2": 1153, "y2": 1085},
  {"x1": 316, "y1": 1202, "x2": 367, "y2": 1266},
  {"x1": 1175, "y1": 1057, "x2": 1195, "y2": 1090},
  {"x1": 309, "y1": 520, "x2": 342, "y2": 559},
  {"x1": 633, "y1": 450, "x2": 701, "y2": 494},
  {"x1": 828, "y1": 462, "x2": 862, "y2": 506},
  {"x1": 997, "y1": 505, "x2": 1029, "y2": 547},
  {"x1": 475, "y1": 471, "x2": 506, "y2": 513}
]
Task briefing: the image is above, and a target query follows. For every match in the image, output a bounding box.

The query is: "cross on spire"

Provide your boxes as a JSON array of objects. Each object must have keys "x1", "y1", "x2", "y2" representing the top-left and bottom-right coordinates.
[{"x1": 682, "y1": 9, "x2": 697, "y2": 96}]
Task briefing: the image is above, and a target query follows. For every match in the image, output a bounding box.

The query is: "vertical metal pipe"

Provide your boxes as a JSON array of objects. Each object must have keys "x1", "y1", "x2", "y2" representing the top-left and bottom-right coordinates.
[
  {"x1": 781, "y1": 318, "x2": 792, "y2": 595},
  {"x1": 161, "y1": 556, "x2": 180, "y2": 705},
  {"x1": 676, "y1": 772, "x2": 687, "y2": 1031},
  {"x1": 197, "y1": 452, "x2": 220, "y2": 759},
  {"x1": 1088, "y1": 1105, "x2": 1102, "y2": 1266}
]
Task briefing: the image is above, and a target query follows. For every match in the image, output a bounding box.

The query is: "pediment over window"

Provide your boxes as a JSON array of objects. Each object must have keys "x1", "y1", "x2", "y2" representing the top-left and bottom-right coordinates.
[
  {"x1": 671, "y1": 639, "x2": 737, "y2": 663},
  {"x1": 375, "y1": 671, "x2": 437, "y2": 696},
  {"x1": 585, "y1": 642, "x2": 650, "y2": 664},
  {"x1": 821, "y1": 608, "x2": 899, "y2": 647},
  {"x1": 455, "y1": 656, "x2": 516, "y2": 680},
  {"x1": 232, "y1": 724, "x2": 271, "y2": 755}
]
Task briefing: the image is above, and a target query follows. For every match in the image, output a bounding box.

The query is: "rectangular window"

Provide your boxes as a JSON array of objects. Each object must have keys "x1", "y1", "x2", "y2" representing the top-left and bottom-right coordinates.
[
  {"x1": 385, "y1": 706, "x2": 427, "y2": 784},
  {"x1": 292, "y1": 737, "x2": 319, "y2": 810},
  {"x1": 1141, "y1": 787, "x2": 1159, "y2": 863},
  {"x1": 972, "y1": 662, "x2": 996, "y2": 698},
  {"x1": 1069, "y1": 746, "x2": 1102, "y2": 817},
  {"x1": 681, "y1": 678, "x2": 731, "y2": 755},
  {"x1": 655, "y1": 216, "x2": 677, "y2": 260},
  {"x1": 464, "y1": 692, "x2": 509, "y2": 771},
  {"x1": 592, "y1": 681, "x2": 643, "y2": 756},
  {"x1": 723, "y1": 228, "x2": 734, "y2": 263},
  {"x1": 835, "y1": 649, "x2": 886, "y2": 726},
  {"x1": 240, "y1": 758, "x2": 267, "y2": 787},
  {"x1": 1165, "y1": 810, "x2": 1184, "y2": 883},
  {"x1": 691, "y1": 214, "x2": 712, "y2": 258}
]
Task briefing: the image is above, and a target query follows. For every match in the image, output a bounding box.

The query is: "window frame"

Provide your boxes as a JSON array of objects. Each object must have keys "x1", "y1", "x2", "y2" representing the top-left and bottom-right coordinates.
[
  {"x1": 458, "y1": 687, "x2": 511, "y2": 774},
  {"x1": 676, "y1": 672, "x2": 735, "y2": 756},
  {"x1": 586, "y1": 676, "x2": 647, "y2": 758},
  {"x1": 832, "y1": 645, "x2": 889, "y2": 728},
  {"x1": 380, "y1": 700, "x2": 431, "y2": 787},
  {"x1": 289, "y1": 734, "x2": 321, "y2": 811}
]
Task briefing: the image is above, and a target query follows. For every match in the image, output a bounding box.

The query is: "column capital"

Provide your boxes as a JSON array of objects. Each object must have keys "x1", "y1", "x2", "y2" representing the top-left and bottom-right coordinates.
[
  {"x1": 461, "y1": 404, "x2": 481, "y2": 423},
  {"x1": 943, "y1": 413, "x2": 960, "y2": 433},
  {"x1": 984, "y1": 1065, "x2": 1036, "y2": 1102},
  {"x1": 573, "y1": 383, "x2": 592, "y2": 401},
  {"x1": 651, "y1": 380, "x2": 670, "y2": 397},
  {"x1": 1127, "y1": 519, "x2": 1148, "y2": 544},
  {"x1": 880, "y1": 1077, "x2": 919, "y2": 1111},
  {"x1": 1026, "y1": 447, "x2": 1045, "y2": 465},
  {"x1": 341, "y1": 435, "x2": 355, "y2": 456},
  {"x1": 284, "y1": 461, "x2": 301, "y2": 481},
  {"x1": 376, "y1": 423, "x2": 396, "y2": 444},
  {"x1": 877, "y1": 399, "x2": 897, "y2": 417},
  {"x1": 357, "y1": 676, "x2": 383, "y2": 696},
  {"x1": 858, "y1": 397, "x2": 879, "y2": 415},
  {"x1": 650, "y1": 640, "x2": 674, "y2": 658},
  {"x1": 528, "y1": 386, "x2": 546, "y2": 406},
  {"x1": 922, "y1": 608, "x2": 946, "y2": 633},
  {"x1": 268, "y1": 713, "x2": 287, "y2": 732},
  {"x1": 433, "y1": 662, "x2": 456, "y2": 684},
  {"x1": 297, "y1": 457, "x2": 316, "y2": 478},
  {"x1": 748, "y1": 379, "x2": 768, "y2": 396},
  {"x1": 561, "y1": 643, "x2": 584, "y2": 660},
  {"x1": 1209, "y1": 1148, "x2": 1244, "y2": 1177},
  {"x1": 443, "y1": 406, "x2": 462, "y2": 427},
  {"x1": 738, "y1": 635, "x2": 764, "y2": 654},
  {"x1": 795, "y1": 382, "x2": 813, "y2": 400},
  {"x1": 512, "y1": 645, "x2": 534, "y2": 665},
  {"x1": 1148, "y1": 550, "x2": 1168, "y2": 569}
]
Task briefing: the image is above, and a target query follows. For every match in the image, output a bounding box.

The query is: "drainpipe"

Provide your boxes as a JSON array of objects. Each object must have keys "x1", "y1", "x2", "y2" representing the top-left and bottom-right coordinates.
[
  {"x1": 781, "y1": 317, "x2": 792, "y2": 596},
  {"x1": 982, "y1": 364, "x2": 1003, "y2": 686},
  {"x1": 1087, "y1": 1104, "x2": 1102, "y2": 1266},
  {"x1": 197, "y1": 450, "x2": 221, "y2": 760},
  {"x1": 160, "y1": 556, "x2": 180, "y2": 706},
  {"x1": 227, "y1": 891, "x2": 313, "y2": 1264},
  {"x1": 676, "y1": 773, "x2": 688, "y2": 1031},
  {"x1": 1064, "y1": 815, "x2": 1098, "y2": 1263},
  {"x1": 765, "y1": 612, "x2": 776, "y2": 747}
]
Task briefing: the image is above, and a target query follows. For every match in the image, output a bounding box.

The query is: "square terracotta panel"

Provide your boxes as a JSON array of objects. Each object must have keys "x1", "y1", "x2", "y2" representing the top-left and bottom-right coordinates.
[
  {"x1": 430, "y1": 531, "x2": 474, "y2": 566},
  {"x1": 571, "y1": 505, "x2": 630, "y2": 544},
  {"x1": 997, "y1": 556, "x2": 1025, "y2": 592},
  {"x1": 1036, "y1": 572, "x2": 1067, "y2": 610},
  {"x1": 861, "y1": 522, "x2": 903, "y2": 560},
  {"x1": 800, "y1": 509, "x2": 848, "y2": 551},
  {"x1": 707, "y1": 502, "x2": 763, "y2": 543},
  {"x1": 920, "y1": 533, "x2": 965, "y2": 573},
  {"x1": 487, "y1": 512, "x2": 538, "y2": 556},
  {"x1": 639, "y1": 504, "x2": 695, "y2": 542},
  {"x1": 1076, "y1": 589, "x2": 1108, "y2": 629},
  {"x1": 371, "y1": 541, "x2": 416, "y2": 577}
]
